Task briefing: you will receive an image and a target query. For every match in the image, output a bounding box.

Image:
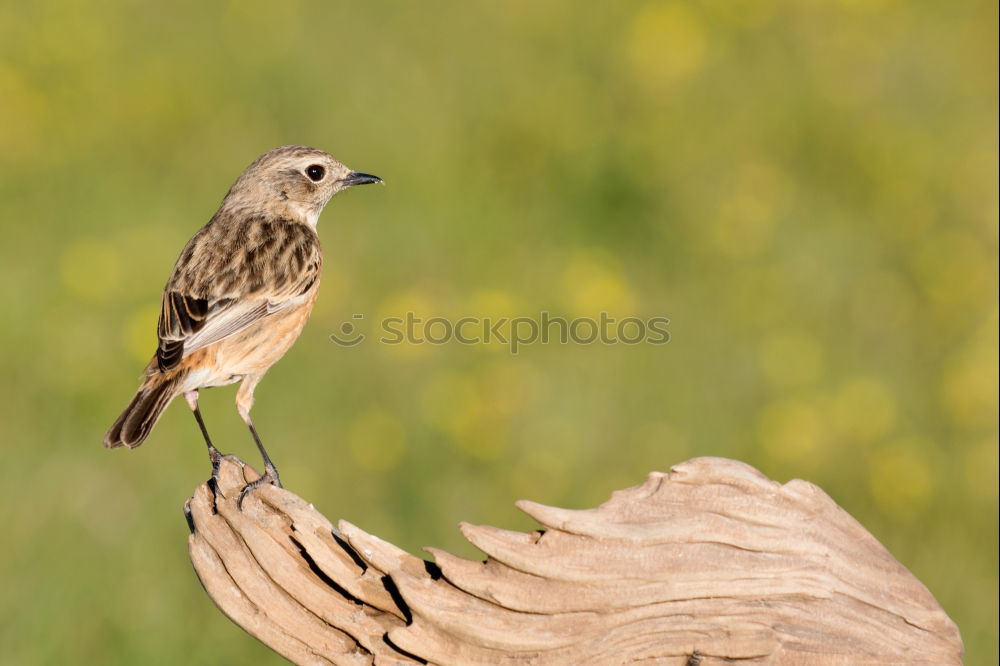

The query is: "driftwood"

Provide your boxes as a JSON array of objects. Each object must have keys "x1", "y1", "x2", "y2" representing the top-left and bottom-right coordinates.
[{"x1": 185, "y1": 456, "x2": 962, "y2": 665}]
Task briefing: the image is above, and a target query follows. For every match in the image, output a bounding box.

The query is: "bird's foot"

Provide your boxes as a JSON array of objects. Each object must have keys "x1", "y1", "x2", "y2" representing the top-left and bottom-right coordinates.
[
  {"x1": 207, "y1": 444, "x2": 224, "y2": 477},
  {"x1": 204, "y1": 444, "x2": 227, "y2": 503},
  {"x1": 237, "y1": 463, "x2": 281, "y2": 510}
]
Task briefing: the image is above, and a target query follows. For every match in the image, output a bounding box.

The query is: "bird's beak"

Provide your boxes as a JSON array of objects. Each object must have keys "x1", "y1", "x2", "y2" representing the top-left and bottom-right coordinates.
[{"x1": 340, "y1": 172, "x2": 383, "y2": 187}]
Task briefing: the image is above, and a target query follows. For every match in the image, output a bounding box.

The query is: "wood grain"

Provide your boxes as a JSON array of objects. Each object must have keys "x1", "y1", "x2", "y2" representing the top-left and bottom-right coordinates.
[{"x1": 186, "y1": 456, "x2": 962, "y2": 665}]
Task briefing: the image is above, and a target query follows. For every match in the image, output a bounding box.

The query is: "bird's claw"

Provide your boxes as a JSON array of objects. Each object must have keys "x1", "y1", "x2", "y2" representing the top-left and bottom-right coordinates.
[
  {"x1": 207, "y1": 445, "x2": 223, "y2": 470},
  {"x1": 205, "y1": 446, "x2": 227, "y2": 509},
  {"x1": 236, "y1": 465, "x2": 281, "y2": 510}
]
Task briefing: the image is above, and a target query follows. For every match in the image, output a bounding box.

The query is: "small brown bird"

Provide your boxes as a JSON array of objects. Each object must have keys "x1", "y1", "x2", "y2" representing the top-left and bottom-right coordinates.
[{"x1": 104, "y1": 145, "x2": 381, "y2": 504}]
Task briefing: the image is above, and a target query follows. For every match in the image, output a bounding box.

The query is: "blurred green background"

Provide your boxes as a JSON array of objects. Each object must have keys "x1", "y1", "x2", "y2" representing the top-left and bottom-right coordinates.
[{"x1": 1, "y1": 1, "x2": 996, "y2": 663}]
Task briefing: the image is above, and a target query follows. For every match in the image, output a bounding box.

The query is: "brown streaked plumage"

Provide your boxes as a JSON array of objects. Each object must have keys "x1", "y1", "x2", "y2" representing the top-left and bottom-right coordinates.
[{"x1": 104, "y1": 145, "x2": 381, "y2": 505}]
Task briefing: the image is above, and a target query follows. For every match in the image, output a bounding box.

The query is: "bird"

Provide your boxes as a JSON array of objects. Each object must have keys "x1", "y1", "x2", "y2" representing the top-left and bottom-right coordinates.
[{"x1": 104, "y1": 145, "x2": 381, "y2": 506}]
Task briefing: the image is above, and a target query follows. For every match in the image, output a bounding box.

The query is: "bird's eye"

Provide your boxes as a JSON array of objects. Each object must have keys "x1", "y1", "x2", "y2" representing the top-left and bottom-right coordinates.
[{"x1": 305, "y1": 164, "x2": 326, "y2": 182}]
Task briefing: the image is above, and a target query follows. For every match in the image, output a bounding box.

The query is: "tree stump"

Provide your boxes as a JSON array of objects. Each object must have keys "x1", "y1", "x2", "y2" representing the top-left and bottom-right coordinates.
[{"x1": 184, "y1": 456, "x2": 962, "y2": 665}]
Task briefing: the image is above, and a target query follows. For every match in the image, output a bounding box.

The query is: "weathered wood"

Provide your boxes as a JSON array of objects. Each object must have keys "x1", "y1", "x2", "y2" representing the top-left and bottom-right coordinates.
[{"x1": 185, "y1": 456, "x2": 962, "y2": 665}]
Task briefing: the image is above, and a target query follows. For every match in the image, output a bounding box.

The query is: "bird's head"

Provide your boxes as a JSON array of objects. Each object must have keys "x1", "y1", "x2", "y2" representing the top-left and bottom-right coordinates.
[{"x1": 223, "y1": 145, "x2": 382, "y2": 226}]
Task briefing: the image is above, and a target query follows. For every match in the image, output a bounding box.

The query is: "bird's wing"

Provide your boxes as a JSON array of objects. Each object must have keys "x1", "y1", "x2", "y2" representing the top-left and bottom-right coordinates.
[{"x1": 155, "y1": 216, "x2": 321, "y2": 372}]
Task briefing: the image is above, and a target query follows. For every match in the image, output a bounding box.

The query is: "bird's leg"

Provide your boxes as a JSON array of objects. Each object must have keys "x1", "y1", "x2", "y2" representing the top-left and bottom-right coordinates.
[
  {"x1": 235, "y1": 378, "x2": 281, "y2": 509},
  {"x1": 184, "y1": 390, "x2": 223, "y2": 478}
]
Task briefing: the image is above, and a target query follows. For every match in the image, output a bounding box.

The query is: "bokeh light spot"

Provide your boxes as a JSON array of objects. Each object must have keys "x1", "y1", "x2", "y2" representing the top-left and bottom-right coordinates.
[
  {"x1": 709, "y1": 163, "x2": 792, "y2": 257},
  {"x1": 913, "y1": 230, "x2": 991, "y2": 308},
  {"x1": 757, "y1": 399, "x2": 824, "y2": 463},
  {"x1": 0, "y1": 61, "x2": 46, "y2": 160},
  {"x1": 627, "y1": 2, "x2": 707, "y2": 87},
  {"x1": 832, "y1": 377, "x2": 897, "y2": 443},
  {"x1": 562, "y1": 250, "x2": 636, "y2": 317},
  {"x1": 940, "y1": 339, "x2": 998, "y2": 430}
]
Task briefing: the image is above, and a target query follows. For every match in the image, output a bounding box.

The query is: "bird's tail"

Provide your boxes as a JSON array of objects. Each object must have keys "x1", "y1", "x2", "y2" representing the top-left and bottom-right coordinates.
[{"x1": 104, "y1": 372, "x2": 183, "y2": 449}]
